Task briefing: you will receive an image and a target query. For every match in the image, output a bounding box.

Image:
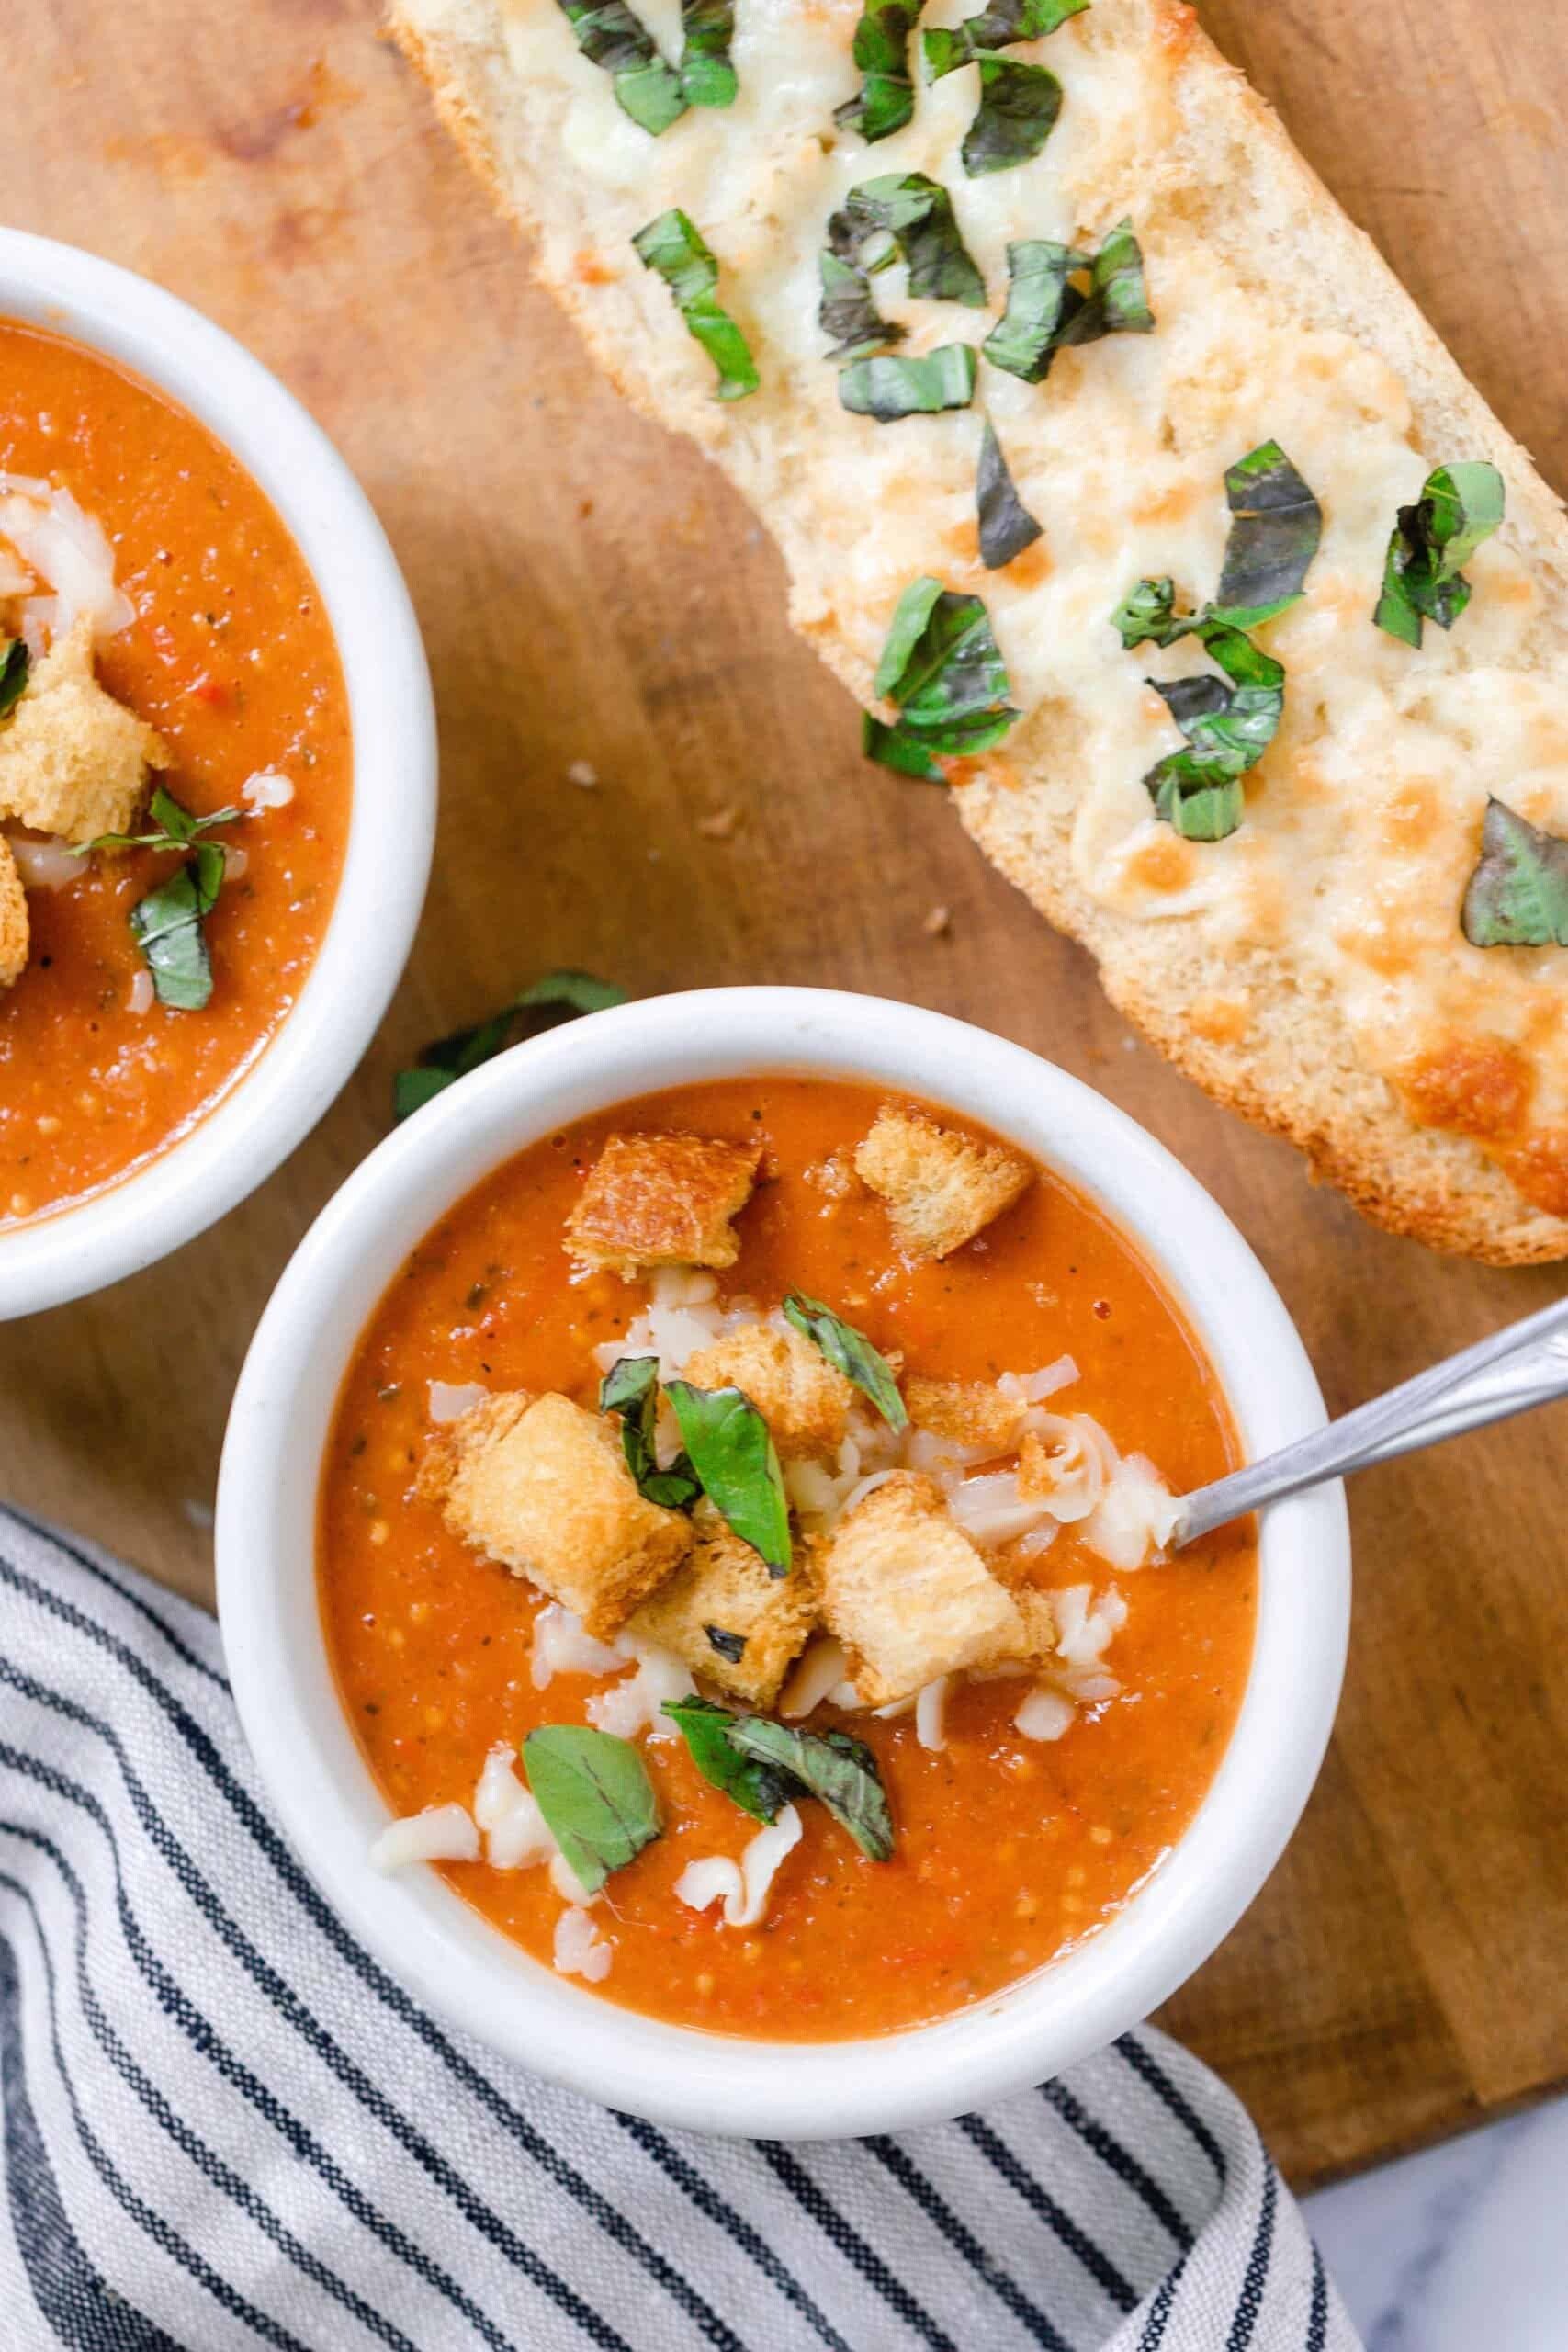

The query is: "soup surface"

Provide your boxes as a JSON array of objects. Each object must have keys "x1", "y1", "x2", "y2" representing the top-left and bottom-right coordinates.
[
  {"x1": 0, "y1": 319, "x2": 352, "y2": 1222},
  {"x1": 319, "y1": 1078, "x2": 1256, "y2": 2040}
]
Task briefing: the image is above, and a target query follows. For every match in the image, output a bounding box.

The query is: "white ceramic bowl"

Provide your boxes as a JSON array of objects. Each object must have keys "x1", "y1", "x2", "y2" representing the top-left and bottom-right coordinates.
[
  {"x1": 217, "y1": 987, "x2": 1349, "y2": 2139},
  {"x1": 0, "y1": 230, "x2": 435, "y2": 1317}
]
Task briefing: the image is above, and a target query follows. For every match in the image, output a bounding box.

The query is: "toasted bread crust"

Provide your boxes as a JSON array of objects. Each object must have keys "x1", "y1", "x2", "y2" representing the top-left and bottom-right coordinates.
[{"x1": 390, "y1": 0, "x2": 1568, "y2": 1265}]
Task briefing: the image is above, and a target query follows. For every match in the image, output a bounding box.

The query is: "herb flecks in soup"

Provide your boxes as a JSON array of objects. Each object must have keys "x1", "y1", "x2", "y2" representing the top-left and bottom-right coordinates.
[
  {"x1": 0, "y1": 320, "x2": 352, "y2": 1222},
  {"x1": 319, "y1": 1079, "x2": 1256, "y2": 2040}
]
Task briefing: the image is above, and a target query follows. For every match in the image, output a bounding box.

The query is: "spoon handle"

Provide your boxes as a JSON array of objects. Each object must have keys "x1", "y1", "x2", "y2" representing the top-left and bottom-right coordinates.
[{"x1": 1173, "y1": 1291, "x2": 1568, "y2": 1547}]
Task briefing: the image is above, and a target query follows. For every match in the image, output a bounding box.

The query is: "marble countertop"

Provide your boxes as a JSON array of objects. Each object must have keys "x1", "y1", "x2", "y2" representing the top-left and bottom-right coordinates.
[{"x1": 1305, "y1": 2093, "x2": 1568, "y2": 2348}]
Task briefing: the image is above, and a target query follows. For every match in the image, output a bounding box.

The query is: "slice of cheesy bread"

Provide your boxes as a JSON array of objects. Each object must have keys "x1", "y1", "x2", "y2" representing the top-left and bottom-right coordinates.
[{"x1": 392, "y1": 0, "x2": 1568, "y2": 1263}]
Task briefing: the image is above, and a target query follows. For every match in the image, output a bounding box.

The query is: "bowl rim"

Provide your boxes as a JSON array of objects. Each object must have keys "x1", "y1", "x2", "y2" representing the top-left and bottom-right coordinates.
[
  {"x1": 216, "y1": 984, "x2": 1350, "y2": 2140},
  {"x1": 0, "y1": 227, "x2": 436, "y2": 1317}
]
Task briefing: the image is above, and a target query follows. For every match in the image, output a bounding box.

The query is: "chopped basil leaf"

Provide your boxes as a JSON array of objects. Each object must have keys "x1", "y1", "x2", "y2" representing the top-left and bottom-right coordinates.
[
  {"x1": 1213, "y1": 440, "x2": 1323, "y2": 628},
  {"x1": 678, "y1": 0, "x2": 736, "y2": 105},
  {"x1": 522, "y1": 1725, "x2": 660, "y2": 1894},
  {"x1": 961, "y1": 57, "x2": 1062, "y2": 175},
  {"x1": 818, "y1": 250, "x2": 905, "y2": 362},
  {"x1": 976, "y1": 420, "x2": 1043, "y2": 570},
  {"x1": 660, "y1": 1696, "x2": 794, "y2": 1823},
  {"x1": 555, "y1": 0, "x2": 686, "y2": 132},
  {"x1": 836, "y1": 1, "x2": 925, "y2": 142},
  {"x1": 980, "y1": 239, "x2": 1079, "y2": 380},
  {"x1": 1461, "y1": 797, "x2": 1568, "y2": 948},
  {"x1": 705, "y1": 1625, "x2": 747, "y2": 1663},
  {"x1": 783, "y1": 1291, "x2": 908, "y2": 1429},
  {"x1": 73, "y1": 783, "x2": 244, "y2": 859},
  {"x1": 0, "y1": 639, "x2": 29, "y2": 721},
  {"x1": 727, "y1": 1717, "x2": 896, "y2": 1860},
  {"x1": 862, "y1": 713, "x2": 948, "y2": 780},
  {"x1": 983, "y1": 220, "x2": 1150, "y2": 381},
  {"x1": 634, "y1": 209, "x2": 759, "y2": 401},
  {"x1": 665, "y1": 1381, "x2": 792, "y2": 1574},
  {"x1": 393, "y1": 971, "x2": 626, "y2": 1122},
  {"x1": 1119, "y1": 595, "x2": 1284, "y2": 841},
  {"x1": 1374, "y1": 461, "x2": 1506, "y2": 647},
  {"x1": 599, "y1": 1354, "x2": 702, "y2": 1509},
  {"x1": 130, "y1": 843, "x2": 225, "y2": 1012},
  {"x1": 868, "y1": 574, "x2": 1019, "y2": 771},
  {"x1": 839, "y1": 342, "x2": 977, "y2": 421},
  {"x1": 924, "y1": 0, "x2": 1087, "y2": 74}
]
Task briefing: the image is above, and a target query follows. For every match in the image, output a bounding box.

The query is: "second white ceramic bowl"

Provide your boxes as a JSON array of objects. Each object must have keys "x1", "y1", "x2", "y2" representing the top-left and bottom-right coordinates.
[
  {"x1": 217, "y1": 987, "x2": 1349, "y2": 2139},
  {"x1": 0, "y1": 230, "x2": 435, "y2": 1318}
]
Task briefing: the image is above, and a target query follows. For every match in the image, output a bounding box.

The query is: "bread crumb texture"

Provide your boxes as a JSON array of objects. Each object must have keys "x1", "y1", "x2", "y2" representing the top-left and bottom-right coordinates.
[{"x1": 392, "y1": 0, "x2": 1568, "y2": 1261}]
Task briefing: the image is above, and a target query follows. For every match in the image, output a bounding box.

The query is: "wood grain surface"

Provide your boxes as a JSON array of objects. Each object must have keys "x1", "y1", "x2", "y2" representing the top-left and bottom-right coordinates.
[{"x1": 3, "y1": 0, "x2": 1566, "y2": 2187}]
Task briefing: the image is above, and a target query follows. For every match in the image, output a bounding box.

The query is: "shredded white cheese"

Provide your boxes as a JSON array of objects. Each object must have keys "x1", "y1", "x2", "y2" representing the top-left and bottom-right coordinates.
[
  {"x1": 553, "y1": 1905, "x2": 612, "y2": 1982},
  {"x1": 472, "y1": 1743, "x2": 558, "y2": 1871},
  {"x1": 530, "y1": 1602, "x2": 624, "y2": 1690},
  {"x1": 368, "y1": 1802, "x2": 479, "y2": 1873},
  {"x1": 914, "y1": 1677, "x2": 949, "y2": 1752},
  {"x1": 674, "y1": 1803, "x2": 803, "y2": 1928},
  {"x1": 427, "y1": 1379, "x2": 490, "y2": 1425},
  {"x1": 241, "y1": 769, "x2": 295, "y2": 810},
  {"x1": 585, "y1": 1637, "x2": 695, "y2": 1741}
]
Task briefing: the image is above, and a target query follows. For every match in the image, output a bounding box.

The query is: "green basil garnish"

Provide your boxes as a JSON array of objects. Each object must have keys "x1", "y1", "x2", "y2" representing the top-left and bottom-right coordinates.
[
  {"x1": 782, "y1": 1291, "x2": 908, "y2": 1429},
  {"x1": 599, "y1": 1355, "x2": 702, "y2": 1509},
  {"x1": 976, "y1": 421, "x2": 1043, "y2": 570},
  {"x1": 130, "y1": 845, "x2": 225, "y2": 1012},
  {"x1": 982, "y1": 220, "x2": 1151, "y2": 381},
  {"x1": 924, "y1": 0, "x2": 1087, "y2": 75},
  {"x1": 705, "y1": 1626, "x2": 747, "y2": 1663},
  {"x1": 73, "y1": 782, "x2": 243, "y2": 861},
  {"x1": 839, "y1": 343, "x2": 977, "y2": 421},
  {"x1": 665, "y1": 1381, "x2": 792, "y2": 1574},
  {"x1": 1461, "y1": 797, "x2": 1568, "y2": 948},
  {"x1": 836, "y1": 1, "x2": 926, "y2": 142},
  {"x1": 678, "y1": 0, "x2": 736, "y2": 105},
  {"x1": 1115, "y1": 583, "x2": 1283, "y2": 841},
  {"x1": 522, "y1": 1725, "x2": 660, "y2": 1894},
  {"x1": 726, "y1": 1717, "x2": 895, "y2": 1860},
  {"x1": 821, "y1": 175, "x2": 987, "y2": 371},
  {"x1": 660, "y1": 1695, "x2": 794, "y2": 1823},
  {"x1": 960, "y1": 57, "x2": 1062, "y2": 175},
  {"x1": 555, "y1": 0, "x2": 686, "y2": 132},
  {"x1": 1213, "y1": 440, "x2": 1323, "y2": 628},
  {"x1": 0, "y1": 639, "x2": 29, "y2": 721},
  {"x1": 634, "y1": 209, "x2": 759, "y2": 401},
  {"x1": 864, "y1": 573, "x2": 1019, "y2": 776},
  {"x1": 818, "y1": 250, "x2": 904, "y2": 364},
  {"x1": 394, "y1": 972, "x2": 626, "y2": 1121},
  {"x1": 1373, "y1": 461, "x2": 1506, "y2": 647}
]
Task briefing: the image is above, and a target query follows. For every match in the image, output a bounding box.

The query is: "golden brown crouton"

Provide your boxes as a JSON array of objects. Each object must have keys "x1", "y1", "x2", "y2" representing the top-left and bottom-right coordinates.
[
  {"x1": 810, "y1": 1472, "x2": 1023, "y2": 1707},
  {"x1": 565, "y1": 1130, "x2": 762, "y2": 1277},
  {"x1": 905, "y1": 1376, "x2": 1026, "y2": 1454},
  {"x1": 853, "y1": 1105, "x2": 1032, "y2": 1261},
  {"x1": 682, "y1": 1320, "x2": 855, "y2": 1459},
  {"x1": 0, "y1": 619, "x2": 168, "y2": 843},
  {"x1": 0, "y1": 839, "x2": 28, "y2": 987},
  {"x1": 418, "y1": 1389, "x2": 692, "y2": 1638},
  {"x1": 973, "y1": 1577, "x2": 1057, "y2": 1670},
  {"x1": 627, "y1": 1506, "x2": 817, "y2": 1707}
]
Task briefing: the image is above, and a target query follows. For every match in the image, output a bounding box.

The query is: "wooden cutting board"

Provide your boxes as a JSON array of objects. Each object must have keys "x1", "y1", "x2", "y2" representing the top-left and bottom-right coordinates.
[{"x1": 5, "y1": 0, "x2": 1566, "y2": 2188}]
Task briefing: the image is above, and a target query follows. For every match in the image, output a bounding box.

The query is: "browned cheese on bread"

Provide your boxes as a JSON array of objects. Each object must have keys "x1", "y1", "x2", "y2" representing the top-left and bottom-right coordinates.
[
  {"x1": 391, "y1": 0, "x2": 1568, "y2": 1261},
  {"x1": 418, "y1": 1388, "x2": 693, "y2": 1636}
]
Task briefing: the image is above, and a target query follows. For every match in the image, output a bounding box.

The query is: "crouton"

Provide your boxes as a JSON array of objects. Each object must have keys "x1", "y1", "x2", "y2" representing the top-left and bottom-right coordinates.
[
  {"x1": 565, "y1": 1130, "x2": 762, "y2": 1277},
  {"x1": 682, "y1": 1319, "x2": 855, "y2": 1459},
  {"x1": 854, "y1": 1106, "x2": 1032, "y2": 1261},
  {"x1": 905, "y1": 1376, "x2": 1026, "y2": 1454},
  {"x1": 0, "y1": 619, "x2": 168, "y2": 843},
  {"x1": 627, "y1": 1505, "x2": 817, "y2": 1707},
  {"x1": 0, "y1": 839, "x2": 28, "y2": 987},
  {"x1": 810, "y1": 1472, "x2": 1023, "y2": 1707},
  {"x1": 418, "y1": 1389, "x2": 692, "y2": 1638},
  {"x1": 974, "y1": 1577, "x2": 1057, "y2": 1670}
]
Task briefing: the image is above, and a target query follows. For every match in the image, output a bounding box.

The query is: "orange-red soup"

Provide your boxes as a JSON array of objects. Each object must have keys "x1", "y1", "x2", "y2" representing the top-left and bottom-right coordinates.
[
  {"x1": 319, "y1": 1080, "x2": 1256, "y2": 2040},
  {"x1": 0, "y1": 320, "x2": 351, "y2": 1222}
]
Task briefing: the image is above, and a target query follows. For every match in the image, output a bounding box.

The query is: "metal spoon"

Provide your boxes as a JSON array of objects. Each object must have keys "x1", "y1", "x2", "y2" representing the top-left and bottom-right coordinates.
[{"x1": 1172, "y1": 1290, "x2": 1568, "y2": 1546}]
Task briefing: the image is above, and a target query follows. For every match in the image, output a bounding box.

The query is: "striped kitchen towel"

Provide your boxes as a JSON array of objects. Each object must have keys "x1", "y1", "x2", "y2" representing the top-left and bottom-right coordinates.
[{"x1": 0, "y1": 1505, "x2": 1359, "y2": 2352}]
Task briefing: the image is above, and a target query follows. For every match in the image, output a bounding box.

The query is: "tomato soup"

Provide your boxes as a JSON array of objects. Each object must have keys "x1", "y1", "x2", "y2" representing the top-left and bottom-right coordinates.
[
  {"x1": 319, "y1": 1078, "x2": 1256, "y2": 2040},
  {"x1": 0, "y1": 320, "x2": 351, "y2": 1222}
]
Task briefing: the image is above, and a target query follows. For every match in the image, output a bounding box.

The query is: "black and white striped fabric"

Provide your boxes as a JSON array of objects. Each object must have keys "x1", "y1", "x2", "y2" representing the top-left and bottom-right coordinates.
[{"x1": 0, "y1": 1507, "x2": 1359, "y2": 2352}]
